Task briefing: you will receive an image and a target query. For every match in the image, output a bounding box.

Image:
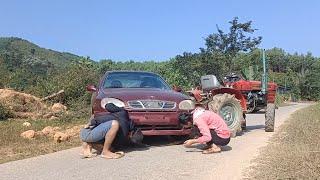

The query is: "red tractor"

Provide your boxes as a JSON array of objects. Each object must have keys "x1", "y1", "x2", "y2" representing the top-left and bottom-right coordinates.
[{"x1": 189, "y1": 50, "x2": 277, "y2": 137}]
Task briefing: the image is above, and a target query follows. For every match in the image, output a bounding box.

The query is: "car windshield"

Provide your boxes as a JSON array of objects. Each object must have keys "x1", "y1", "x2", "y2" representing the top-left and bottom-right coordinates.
[{"x1": 103, "y1": 72, "x2": 171, "y2": 90}]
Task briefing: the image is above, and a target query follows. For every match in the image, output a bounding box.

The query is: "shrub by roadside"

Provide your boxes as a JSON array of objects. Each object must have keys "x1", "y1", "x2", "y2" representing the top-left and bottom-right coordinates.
[
  {"x1": 0, "y1": 102, "x2": 13, "y2": 120},
  {"x1": 246, "y1": 103, "x2": 320, "y2": 179}
]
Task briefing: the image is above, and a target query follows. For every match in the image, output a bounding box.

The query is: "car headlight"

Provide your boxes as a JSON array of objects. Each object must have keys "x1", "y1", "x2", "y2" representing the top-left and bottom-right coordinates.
[
  {"x1": 101, "y1": 98, "x2": 125, "y2": 109},
  {"x1": 179, "y1": 100, "x2": 195, "y2": 110}
]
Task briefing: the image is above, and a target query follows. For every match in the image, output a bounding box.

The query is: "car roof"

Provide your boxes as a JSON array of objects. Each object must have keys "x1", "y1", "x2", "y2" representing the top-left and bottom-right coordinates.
[{"x1": 105, "y1": 70, "x2": 159, "y2": 76}]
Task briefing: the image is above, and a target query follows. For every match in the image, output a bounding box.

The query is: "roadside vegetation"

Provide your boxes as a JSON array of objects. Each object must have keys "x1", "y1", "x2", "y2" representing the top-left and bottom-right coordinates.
[
  {"x1": 0, "y1": 102, "x2": 13, "y2": 120},
  {"x1": 0, "y1": 114, "x2": 86, "y2": 164},
  {"x1": 247, "y1": 103, "x2": 320, "y2": 179}
]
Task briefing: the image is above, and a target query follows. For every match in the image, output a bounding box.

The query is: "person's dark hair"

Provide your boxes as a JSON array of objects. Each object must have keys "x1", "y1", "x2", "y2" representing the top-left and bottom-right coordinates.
[
  {"x1": 105, "y1": 103, "x2": 123, "y2": 113},
  {"x1": 129, "y1": 128, "x2": 144, "y2": 145},
  {"x1": 189, "y1": 125, "x2": 201, "y2": 139},
  {"x1": 178, "y1": 112, "x2": 192, "y2": 124}
]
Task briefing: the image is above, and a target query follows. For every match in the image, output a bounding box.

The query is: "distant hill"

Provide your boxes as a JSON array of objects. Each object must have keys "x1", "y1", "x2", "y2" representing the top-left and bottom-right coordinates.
[
  {"x1": 0, "y1": 37, "x2": 97, "y2": 91},
  {"x1": 0, "y1": 37, "x2": 83, "y2": 69}
]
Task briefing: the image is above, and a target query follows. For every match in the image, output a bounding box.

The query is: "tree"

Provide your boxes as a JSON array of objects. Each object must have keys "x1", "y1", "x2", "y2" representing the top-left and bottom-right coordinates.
[
  {"x1": 167, "y1": 51, "x2": 226, "y2": 89},
  {"x1": 304, "y1": 60, "x2": 320, "y2": 100},
  {"x1": 266, "y1": 48, "x2": 288, "y2": 73},
  {"x1": 203, "y1": 17, "x2": 262, "y2": 72}
]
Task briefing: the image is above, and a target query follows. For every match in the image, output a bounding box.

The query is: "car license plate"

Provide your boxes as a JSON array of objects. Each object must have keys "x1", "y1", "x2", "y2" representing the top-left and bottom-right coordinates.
[{"x1": 144, "y1": 115, "x2": 171, "y2": 123}]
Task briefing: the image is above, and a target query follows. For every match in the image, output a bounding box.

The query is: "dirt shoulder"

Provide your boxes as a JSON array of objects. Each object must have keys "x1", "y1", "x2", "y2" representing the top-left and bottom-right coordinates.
[
  {"x1": 246, "y1": 103, "x2": 320, "y2": 179},
  {"x1": 0, "y1": 88, "x2": 88, "y2": 164},
  {"x1": 0, "y1": 118, "x2": 86, "y2": 164}
]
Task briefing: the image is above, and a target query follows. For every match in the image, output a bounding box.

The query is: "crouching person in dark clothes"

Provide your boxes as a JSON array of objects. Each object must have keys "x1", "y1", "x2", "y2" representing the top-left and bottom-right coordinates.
[
  {"x1": 80, "y1": 103, "x2": 142, "y2": 159},
  {"x1": 183, "y1": 106, "x2": 231, "y2": 154}
]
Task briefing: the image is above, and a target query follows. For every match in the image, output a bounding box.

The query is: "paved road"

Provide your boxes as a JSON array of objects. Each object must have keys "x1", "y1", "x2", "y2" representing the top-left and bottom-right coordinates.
[{"x1": 0, "y1": 103, "x2": 311, "y2": 180}]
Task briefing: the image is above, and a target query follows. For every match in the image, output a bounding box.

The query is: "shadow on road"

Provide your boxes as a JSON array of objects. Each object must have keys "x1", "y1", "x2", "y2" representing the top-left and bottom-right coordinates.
[
  {"x1": 245, "y1": 125, "x2": 265, "y2": 132},
  {"x1": 121, "y1": 136, "x2": 189, "y2": 153},
  {"x1": 185, "y1": 145, "x2": 232, "y2": 153},
  {"x1": 143, "y1": 135, "x2": 188, "y2": 146},
  {"x1": 249, "y1": 111, "x2": 266, "y2": 114},
  {"x1": 233, "y1": 124, "x2": 265, "y2": 137},
  {"x1": 100, "y1": 133, "x2": 238, "y2": 153},
  {"x1": 221, "y1": 145, "x2": 232, "y2": 151}
]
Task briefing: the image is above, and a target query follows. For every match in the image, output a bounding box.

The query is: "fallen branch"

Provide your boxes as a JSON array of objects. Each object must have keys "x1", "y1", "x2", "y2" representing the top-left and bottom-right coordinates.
[{"x1": 41, "y1": 90, "x2": 64, "y2": 101}]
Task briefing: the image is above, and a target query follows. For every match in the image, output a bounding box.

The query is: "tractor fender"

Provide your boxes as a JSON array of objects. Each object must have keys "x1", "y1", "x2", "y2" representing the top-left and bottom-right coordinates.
[
  {"x1": 210, "y1": 88, "x2": 247, "y2": 112},
  {"x1": 188, "y1": 89, "x2": 203, "y2": 102}
]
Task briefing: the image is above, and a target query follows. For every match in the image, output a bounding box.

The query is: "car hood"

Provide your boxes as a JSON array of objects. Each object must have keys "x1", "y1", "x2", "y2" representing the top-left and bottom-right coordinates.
[{"x1": 102, "y1": 88, "x2": 189, "y2": 102}]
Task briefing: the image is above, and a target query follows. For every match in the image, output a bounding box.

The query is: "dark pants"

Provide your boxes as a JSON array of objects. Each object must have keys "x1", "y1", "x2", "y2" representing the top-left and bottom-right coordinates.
[{"x1": 207, "y1": 129, "x2": 230, "y2": 146}]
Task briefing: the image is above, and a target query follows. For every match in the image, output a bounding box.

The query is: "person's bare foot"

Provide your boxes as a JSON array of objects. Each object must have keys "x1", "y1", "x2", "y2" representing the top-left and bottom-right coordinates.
[
  {"x1": 80, "y1": 142, "x2": 93, "y2": 158},
  {"x1": 101, "y1": 151, "x2": 125, "y2": 159}
]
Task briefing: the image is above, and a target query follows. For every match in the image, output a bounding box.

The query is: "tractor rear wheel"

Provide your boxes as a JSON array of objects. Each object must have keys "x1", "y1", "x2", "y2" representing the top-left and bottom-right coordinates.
[
  {"x1": 208, "y1": 93, "x2": 242, "y2": 137},
  {"x1": 265, "y1": 103, "x2": 276, "y2": 132}
]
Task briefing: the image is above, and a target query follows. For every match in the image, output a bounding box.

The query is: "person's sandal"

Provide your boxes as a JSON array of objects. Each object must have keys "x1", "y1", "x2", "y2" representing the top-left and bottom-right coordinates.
[
  {"x1": 79, "y1": 152, "x2": 96, "y2": 159},
  {"x1": 100, "y1": 151, "x2": 125, "y2": 159},
  {"x1": 202, "y1": 147, "x2": 221, "y2": 154}
]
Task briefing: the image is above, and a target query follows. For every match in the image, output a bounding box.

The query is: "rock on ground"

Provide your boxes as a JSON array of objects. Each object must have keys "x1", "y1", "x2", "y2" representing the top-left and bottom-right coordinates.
[
  {"x1": 51, "y1": 103, "x2": 67, "y2": 113},
  {"x1": 22, "y1": 122, "x2": 31, "y2": 127},
  {"x1": 49, "y1": 116, "x2": 59, "y2": 120},
  {"x1": 53, "y1": 132, "x2": 70, "y2": 143},
  {"x1": 41, "y1": 126, "x2": 58, "y2": 136},
  {"x1": 20, "y1": 130, "x2": 35, "y2": 139}
]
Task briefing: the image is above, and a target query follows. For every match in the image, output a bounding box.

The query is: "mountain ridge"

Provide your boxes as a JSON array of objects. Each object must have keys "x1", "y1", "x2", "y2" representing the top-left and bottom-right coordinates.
[{"x1": 0, "y1": 37, "x2": 84, "y2": 69}]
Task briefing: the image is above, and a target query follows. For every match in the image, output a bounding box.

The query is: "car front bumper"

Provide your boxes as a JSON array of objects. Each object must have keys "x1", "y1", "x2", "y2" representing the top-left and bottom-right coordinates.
[
  {"x1": 129, "y1": 111, "x2": 192, "y2": 136},
  {"x1": 94, "y1": 110, "x2": 192, "y2": 136},
  {"x1": 140, "y1": 128, "x2": 192, "y2": 136}
]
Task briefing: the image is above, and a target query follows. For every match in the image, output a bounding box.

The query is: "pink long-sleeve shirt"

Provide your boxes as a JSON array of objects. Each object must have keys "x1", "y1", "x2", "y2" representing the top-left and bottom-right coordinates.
[{"x1": 193, "y1": 109, "x2": 231, "y2": 144}]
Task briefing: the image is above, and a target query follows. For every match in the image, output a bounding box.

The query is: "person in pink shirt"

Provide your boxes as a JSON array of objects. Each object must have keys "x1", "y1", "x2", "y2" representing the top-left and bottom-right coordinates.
[{"x1": 184, "y1": 106, "x2": 231, "y2": 154}]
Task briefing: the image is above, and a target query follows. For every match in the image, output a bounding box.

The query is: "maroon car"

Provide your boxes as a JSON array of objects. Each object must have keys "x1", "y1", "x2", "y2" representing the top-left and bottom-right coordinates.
[{"x1": 86, "y1": 71, "x2": 195, "y2": 136}]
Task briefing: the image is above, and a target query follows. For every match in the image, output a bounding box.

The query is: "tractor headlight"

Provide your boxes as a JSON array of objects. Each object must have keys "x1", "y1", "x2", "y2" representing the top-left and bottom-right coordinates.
[
  {"x1": 101, "y1": 98, "x2": 125, "y2": 109},
  {"x1": 179, "y1": 100, "x2": 195, "y2": 110}
]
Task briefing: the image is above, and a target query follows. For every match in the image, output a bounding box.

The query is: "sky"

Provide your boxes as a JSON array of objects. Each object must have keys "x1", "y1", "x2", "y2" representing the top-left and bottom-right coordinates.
[{"x1": 1, "y1": 0, "x2": 319, "y2": 61}]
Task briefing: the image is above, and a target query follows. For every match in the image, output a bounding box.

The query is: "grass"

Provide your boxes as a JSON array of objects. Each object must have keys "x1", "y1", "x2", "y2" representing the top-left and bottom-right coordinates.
[
  {"x1": 275, "y1": 93, "x2": 293, "y2": 107},
  {"x1": 0, "y1": 111, "x2": 88, "y2": 164},
  {"x1": 246, "y1": 103, "x2": 320, "y2": 179}
]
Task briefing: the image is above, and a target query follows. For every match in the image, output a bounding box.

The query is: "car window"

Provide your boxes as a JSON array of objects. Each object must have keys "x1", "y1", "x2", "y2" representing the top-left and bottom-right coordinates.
[{"x1": 103, "y1": 72, "x2": 171, "y2": 90}]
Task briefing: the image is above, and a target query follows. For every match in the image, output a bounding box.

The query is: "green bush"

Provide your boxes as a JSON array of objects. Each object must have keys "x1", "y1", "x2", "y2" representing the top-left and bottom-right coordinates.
[
  {"x1": 0, "y1": 102, "x2": 13, "y2": 121},
  {"x1": 54, "y1": 66, "x2": 98, "y2": 106}
]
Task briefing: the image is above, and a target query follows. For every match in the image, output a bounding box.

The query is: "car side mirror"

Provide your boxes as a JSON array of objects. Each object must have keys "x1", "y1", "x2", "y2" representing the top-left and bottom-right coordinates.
[
  {"x1": 86, "y1": 85, "x2": 97, "y2": 92},
  {"x1": 173, "y1": 85, "x2": 182, "y2": 92}
]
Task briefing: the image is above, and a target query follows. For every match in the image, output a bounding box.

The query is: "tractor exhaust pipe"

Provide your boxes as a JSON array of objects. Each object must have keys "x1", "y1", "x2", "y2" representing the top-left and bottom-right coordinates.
[{"x1": 261, "y1": 49, "x2": 268, "y2": 95}]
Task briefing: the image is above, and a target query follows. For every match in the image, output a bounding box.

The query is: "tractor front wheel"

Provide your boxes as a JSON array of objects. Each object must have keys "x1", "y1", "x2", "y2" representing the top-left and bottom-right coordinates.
[
  {"x1": 208, "y1": 93, "x2": 242, "y2": 137},
  {"x1": 265, "y1": 103, "x2": 276, "y2": 132}
]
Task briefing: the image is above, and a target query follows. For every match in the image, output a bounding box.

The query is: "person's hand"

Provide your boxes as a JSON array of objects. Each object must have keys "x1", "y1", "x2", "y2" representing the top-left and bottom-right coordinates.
[
  {"x1": 84, "y1": 123, "x2": 90, "y2": 129},
  {"x1": 182, "y1": 121, "x2": 192, "y2": 128},
  {"x1": 183, "y1": 139, "x2": 196, "y2": 148}
]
